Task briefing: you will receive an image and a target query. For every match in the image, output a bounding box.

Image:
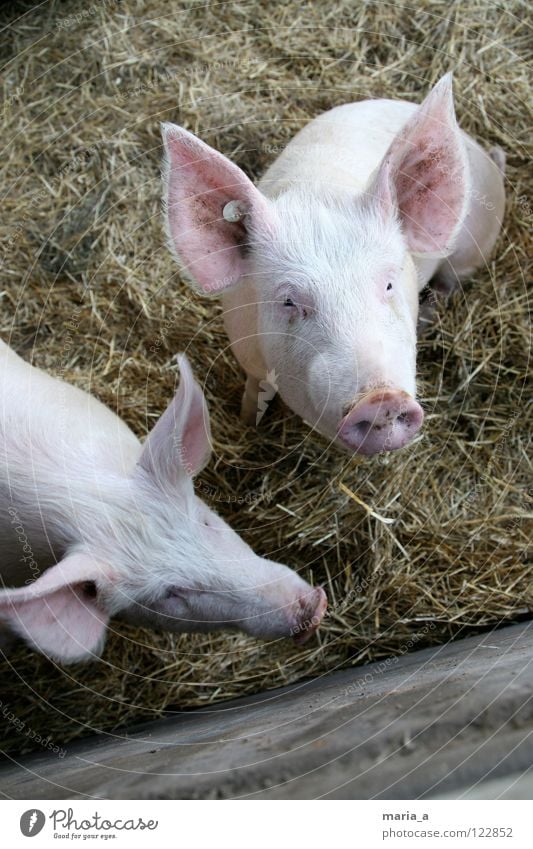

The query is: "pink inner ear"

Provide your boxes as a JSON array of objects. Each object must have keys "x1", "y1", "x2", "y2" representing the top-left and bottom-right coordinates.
[
  {"x1": 7, "y1": 585, "x2": 109, "y2": 663},
  {"x1": 139, "y1": 354, "x2": 212, "y2": 485},
  {"x1": 163, "y1": 124, "x2": 269, "y2": 294},
  {"x1": 384, "y1": 75, "x2": 468, "y2": 256},
  {"x1": 0, "y1": 553, "x2": 110, "y2": 663}
]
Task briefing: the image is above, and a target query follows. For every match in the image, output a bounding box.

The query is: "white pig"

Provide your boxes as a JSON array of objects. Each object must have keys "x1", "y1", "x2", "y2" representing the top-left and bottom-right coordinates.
[
  {"x1": 0, "y1": 341, "x2": 326, "y2": 663},
  {"x1": 161, "y1": 73, "x2": 505, "y2": 454}
]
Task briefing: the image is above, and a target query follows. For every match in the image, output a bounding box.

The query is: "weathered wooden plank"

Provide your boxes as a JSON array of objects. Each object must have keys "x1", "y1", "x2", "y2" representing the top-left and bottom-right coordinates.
[{"x1": 1, "y1": 623, "x2": 532, "y2": 799}]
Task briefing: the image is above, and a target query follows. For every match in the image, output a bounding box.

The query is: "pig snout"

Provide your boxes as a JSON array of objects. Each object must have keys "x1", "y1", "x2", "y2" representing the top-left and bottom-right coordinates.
[
  {"x1": 338, "y1": 389, "x2": 424, "y2": 454},
  {"x1": 290, "y1": 586, "x2": 328, "y2": 644}
]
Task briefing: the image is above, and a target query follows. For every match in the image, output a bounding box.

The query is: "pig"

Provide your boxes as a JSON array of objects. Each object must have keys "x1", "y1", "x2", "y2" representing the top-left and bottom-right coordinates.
[
  {"x1": 0, "y1": 340, "x2": 326, "y2": 663},
  {"x1": 161, "y1": 73, "x2": 505, "y2": 454}
]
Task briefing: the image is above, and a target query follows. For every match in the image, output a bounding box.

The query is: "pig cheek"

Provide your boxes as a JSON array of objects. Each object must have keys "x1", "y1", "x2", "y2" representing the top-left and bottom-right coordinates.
[
  {"x1": 256, "y1": 302, "x2": 282, "y2": 359},
  {"x1": 259, "y1": 316, "x2": 328, "y2": 425},
  {"x1": 256, "y1": 311, "x2": 291, "y2": 383},
  {"x1": 137, "y1": 592, "x2": 189, "y2": 628},
  {"x1": 399, "y1": 258, "x2": 420, "y2": 322},
  {"x1": 389, "y1": 296, "x2": 417, "y2": 352},
  {"x1": 261, "y1": 300, "x2": 295, "y2": 338},
  {"x1": 304, "y1": 353, "x2": 345, "y2": 433}
]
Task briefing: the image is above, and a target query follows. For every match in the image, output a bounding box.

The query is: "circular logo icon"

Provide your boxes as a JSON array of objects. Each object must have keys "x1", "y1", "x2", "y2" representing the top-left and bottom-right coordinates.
[{"x1": 20, "y1": 810, "x2": 46, "y2": 837}]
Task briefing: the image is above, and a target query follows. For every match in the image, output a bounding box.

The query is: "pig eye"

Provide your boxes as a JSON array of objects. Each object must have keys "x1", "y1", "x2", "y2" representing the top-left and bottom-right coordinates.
[
  {"x1": 386, "y1": 282, "x2": 393, "y2": 291},
  {"x1": 282, "y1": 296, "x2": 309, "y2": 319}
]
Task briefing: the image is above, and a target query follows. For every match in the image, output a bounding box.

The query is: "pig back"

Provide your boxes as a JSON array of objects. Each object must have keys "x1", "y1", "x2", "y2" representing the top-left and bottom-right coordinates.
[
  {"x1": 0, "y1": 340, "x2": 141, "y2": 585},
  {"x1": 258, "y1": 98, "x2": 504, "y2": 284},
  {"x1": 0, "y1": 340, "x2": 140, "y2": 472},
  {"x1": 258, "y1": 99, "x2": 418, "y2": 197}
]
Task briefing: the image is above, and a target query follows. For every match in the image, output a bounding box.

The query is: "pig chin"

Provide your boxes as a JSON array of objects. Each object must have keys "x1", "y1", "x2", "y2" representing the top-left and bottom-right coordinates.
[
  {"x1": 122, "y1": 592, "x2": 240, "y2": 635},
  {"x1": 122, "y1": 583, "x2": 327, "y2": 643}
]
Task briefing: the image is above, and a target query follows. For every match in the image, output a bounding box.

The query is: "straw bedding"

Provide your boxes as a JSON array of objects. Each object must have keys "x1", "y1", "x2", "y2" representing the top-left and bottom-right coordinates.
[{"x1": 0, "y1": 0, "x2": 530, "y2": 756}]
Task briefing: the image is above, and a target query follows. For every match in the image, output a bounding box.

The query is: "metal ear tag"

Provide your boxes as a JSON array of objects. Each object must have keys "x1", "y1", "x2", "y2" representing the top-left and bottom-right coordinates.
[{"x1": 222, "y1": 200, "x2": 248, "y2": 223}]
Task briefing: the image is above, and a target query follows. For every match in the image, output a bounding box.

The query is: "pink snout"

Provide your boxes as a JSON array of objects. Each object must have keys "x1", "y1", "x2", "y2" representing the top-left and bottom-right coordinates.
[
  {"x1": 338, "y1": 389, "x2": 424, "y2": 455},
  {"x1": 291, "y1": 586, "x2": 328, "y2": 645}
]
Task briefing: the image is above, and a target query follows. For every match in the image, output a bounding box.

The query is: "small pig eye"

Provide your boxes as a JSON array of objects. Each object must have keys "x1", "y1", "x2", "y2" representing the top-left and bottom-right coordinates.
[
  {"x1": 282, "y1": 296, "x2": 309, "y2": 319},
  {"x1": 386, "y1": 282, "x2": 393, "y2": 291}
]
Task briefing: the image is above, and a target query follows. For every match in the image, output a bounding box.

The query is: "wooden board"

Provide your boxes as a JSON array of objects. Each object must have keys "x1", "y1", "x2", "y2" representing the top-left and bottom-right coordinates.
[{"x1": 1, "y1": 623, "x2": 532, "y2": 799}]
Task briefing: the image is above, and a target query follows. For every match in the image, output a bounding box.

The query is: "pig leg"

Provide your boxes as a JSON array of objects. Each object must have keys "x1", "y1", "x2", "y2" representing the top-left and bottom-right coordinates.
[
  {"x1": 418, "y1": 262, "x2": 458, "y2": 331},
  {"x1": 418, "y1": 290, "x2": 440, "y2": 331},
  {"x1": 430, "y1": 262, "x2": 458, "y2": 297},
  {"x1": 240, "y1": 374, "x2": 261, "y2": 425}
]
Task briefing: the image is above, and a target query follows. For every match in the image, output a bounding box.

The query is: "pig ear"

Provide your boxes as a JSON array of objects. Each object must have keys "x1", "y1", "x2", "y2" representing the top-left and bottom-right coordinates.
[
  {"x1": 162, "y1": 123, "x2": 272, "y2": 294},
  {"x1": 373, "y1": 73, "x2": 469, "y2": 256},
  {"x1": 0, "y1": 552, "x2": 110, "y2": 663},
  {"x1": 139, "y1": 354, "x2": 212, "y2": 485}
]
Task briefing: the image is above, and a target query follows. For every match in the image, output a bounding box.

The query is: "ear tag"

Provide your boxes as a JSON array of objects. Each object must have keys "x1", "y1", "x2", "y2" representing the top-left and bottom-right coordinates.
[{"x1": 222, "y1": 200, "x2": 248, "y2": 223}]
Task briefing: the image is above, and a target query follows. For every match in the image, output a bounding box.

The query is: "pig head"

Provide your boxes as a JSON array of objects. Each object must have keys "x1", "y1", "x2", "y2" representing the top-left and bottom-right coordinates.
[
  {"x1": 0, "y1": 354, "x2": 326, "y2": 663},
  {"x1": 162, "y1": 74, "x2": 504, "y2": 454}
]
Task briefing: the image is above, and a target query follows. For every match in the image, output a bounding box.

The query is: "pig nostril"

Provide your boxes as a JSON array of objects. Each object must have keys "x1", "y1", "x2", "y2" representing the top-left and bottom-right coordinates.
[
  {"x1": 353, "y1": 419, "x2": 373, "y2": 437},
  {"x1": 397, "y1": 410, "x2": 419, "y2": 429}
]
